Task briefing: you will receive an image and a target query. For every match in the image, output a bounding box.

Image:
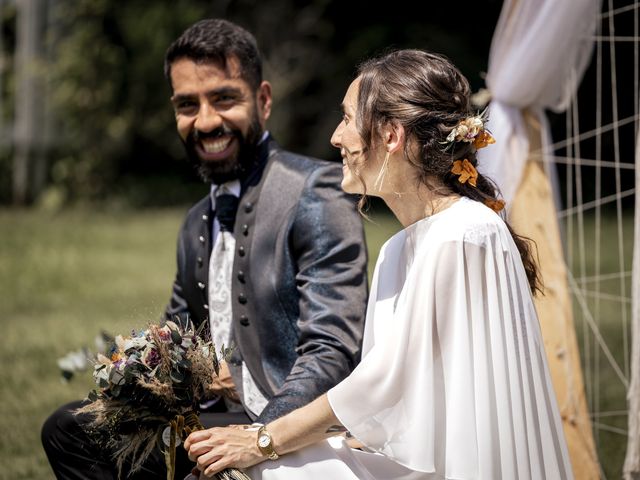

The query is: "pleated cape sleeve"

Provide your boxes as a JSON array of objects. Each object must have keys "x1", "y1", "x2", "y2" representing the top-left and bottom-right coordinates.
[{"x1": 328, "y1": 199, "x2": 573, "y2": 479}]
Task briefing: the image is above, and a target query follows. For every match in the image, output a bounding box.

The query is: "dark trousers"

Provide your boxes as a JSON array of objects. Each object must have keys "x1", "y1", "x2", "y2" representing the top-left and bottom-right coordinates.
[{"x1": 42, "y1": 400, "x2": 252, "y2": 480}]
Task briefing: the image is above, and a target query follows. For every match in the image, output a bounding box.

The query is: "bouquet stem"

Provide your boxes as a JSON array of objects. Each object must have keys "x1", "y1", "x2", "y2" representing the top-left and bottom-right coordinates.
[{"x1": 166, "y1": 412, "x2": 252, "y2": 480}]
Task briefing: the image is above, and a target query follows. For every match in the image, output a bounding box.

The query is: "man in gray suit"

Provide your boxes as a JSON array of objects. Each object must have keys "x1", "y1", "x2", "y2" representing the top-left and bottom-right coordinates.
[{"x1": 42, "y1": 18, "x2": 368, "y2": 479}]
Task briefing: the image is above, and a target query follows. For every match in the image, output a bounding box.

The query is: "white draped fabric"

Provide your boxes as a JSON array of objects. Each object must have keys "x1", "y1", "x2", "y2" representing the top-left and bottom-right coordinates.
[
  {"x1": 248, "y1": 198, "x2": 573, "y2": 479},
  {"x1": 479, "y1": 0, "x2": 600, "y2": 204}
]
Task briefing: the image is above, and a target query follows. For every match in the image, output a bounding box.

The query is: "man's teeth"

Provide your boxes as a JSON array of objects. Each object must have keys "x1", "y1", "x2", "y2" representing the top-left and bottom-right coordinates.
[{"x1": 202, "y1": 137, "x2": 232, "y2": 154}]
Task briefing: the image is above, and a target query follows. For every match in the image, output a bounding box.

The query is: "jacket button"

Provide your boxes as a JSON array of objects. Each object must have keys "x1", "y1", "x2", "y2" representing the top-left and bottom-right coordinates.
[
  {"x1": 242, "y1": 224, "x2": 249, "y2": 236},
  {"x1": 202, "y1": 214, "x2": 208, "y2": 221},
  {"x1": 199, "y1": 235, "x2": 205, "y2": 243},
  {"x1": 238, "y1": 293, "x2": 247, "y2": 304},
  {"x1": 197, "y1": 257, "x2": 203, "y2": 267},
  {"x1": 203, "y1": 304, "x2": 209, "y2": 310},
  {"x1": 239, "y1": 315, "x2": 250, "y2": 326},
  {"x1": 244, "y1": 202, "x2": 253, "y2": 213},
  {"x1": 238, "y1": 246, "x2": 245, "y2": 257},
  {"x1": 237, "y1": 271, "x2": 245, "y2": 283},
  {"x1": 197, "y1": 282, "x2": 205, "y2": 290}
]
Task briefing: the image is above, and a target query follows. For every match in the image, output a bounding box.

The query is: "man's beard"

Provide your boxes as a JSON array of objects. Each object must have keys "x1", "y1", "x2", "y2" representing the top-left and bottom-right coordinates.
[{"x1": 183, "y1": 116, "x2": 263, "y2": 184}]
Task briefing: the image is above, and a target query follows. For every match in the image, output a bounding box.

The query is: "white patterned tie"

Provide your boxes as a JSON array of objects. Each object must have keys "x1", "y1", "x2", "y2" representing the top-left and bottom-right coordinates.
[
  {"x1": 208, "y1": 192, "x2": 237, "y2": 379},
  {"x1": 208, "y1": 190, "x2": 269, "y2": 416},
  {"x1": 208, "y1": 234, "x2": 235, "y2": 359}
]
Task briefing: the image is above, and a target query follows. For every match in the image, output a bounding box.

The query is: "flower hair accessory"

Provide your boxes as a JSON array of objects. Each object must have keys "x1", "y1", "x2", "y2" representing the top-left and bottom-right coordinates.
[
  {"x1": 445, "y1": 110, "x2": 495, "y2": 150},
  {"x1": 473, "y1": 130, "x2": 496, "y2": 149},
  {"x1": 485, "y1": 198, "x2": 506, "y2": 213},
  {"x1": 451, "y1": 159, "x2": 478, "y2": 187}
]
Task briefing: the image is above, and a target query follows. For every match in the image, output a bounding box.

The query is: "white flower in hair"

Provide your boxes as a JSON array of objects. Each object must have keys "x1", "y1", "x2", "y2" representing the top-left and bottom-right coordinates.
[
  {"x1": 445, "y1": 110, "x2": 495, "y2": 149},
  {"x1": 447, "y1": 115, "x2": 485, "y2": 143}
]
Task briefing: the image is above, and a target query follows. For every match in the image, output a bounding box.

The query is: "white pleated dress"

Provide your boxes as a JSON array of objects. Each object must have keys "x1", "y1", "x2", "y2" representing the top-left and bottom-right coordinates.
[{"x1": 247, "y1": 198, "x2": 573, "y2": 480}]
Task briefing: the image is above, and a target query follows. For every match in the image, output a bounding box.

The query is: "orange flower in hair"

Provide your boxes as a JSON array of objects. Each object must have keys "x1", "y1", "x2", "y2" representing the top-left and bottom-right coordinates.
[
  {"x1": 451, "y1": 159, "x2": 478, "y2": 187},
  {"x1": 485, "y1": 198, "x2": 506, "y2": 213},
  {"x1": 473, "y1": 130, "x2": 496, "y2": 149}
]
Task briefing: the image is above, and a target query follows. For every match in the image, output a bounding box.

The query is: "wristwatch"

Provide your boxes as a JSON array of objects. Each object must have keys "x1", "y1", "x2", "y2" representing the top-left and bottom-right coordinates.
[{"x1": 256, "y1": 425, "x2": 279, "y2": 460}]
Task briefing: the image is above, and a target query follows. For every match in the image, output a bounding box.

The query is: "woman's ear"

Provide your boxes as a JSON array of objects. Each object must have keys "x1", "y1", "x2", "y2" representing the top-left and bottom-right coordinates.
[{"x1": 383, "y1": 121, "x2": 406, "y2": 154}]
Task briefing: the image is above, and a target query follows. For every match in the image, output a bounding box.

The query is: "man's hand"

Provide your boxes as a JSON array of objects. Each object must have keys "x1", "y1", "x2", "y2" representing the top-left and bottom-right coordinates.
[
  {"x1": 210, "y1": 362, "x2": 240, "y2": 403},
  {"x1": 184, "y1": 425, "x2": 264, "y2": 478}
]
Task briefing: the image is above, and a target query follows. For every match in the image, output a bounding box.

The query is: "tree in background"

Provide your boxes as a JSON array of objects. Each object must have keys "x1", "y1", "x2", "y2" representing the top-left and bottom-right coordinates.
[{"x1": 0, "y1": 0, "x2": 501, "y2": 207}]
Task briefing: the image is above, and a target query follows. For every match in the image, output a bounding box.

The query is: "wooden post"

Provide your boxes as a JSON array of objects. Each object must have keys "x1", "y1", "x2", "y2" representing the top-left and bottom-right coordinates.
[
  {"x1": 623, "y1": 131, "x2": 640, "y2": 480},
  {"x1": 509, "y1": 112, "x2": 600, "y2": 479}
]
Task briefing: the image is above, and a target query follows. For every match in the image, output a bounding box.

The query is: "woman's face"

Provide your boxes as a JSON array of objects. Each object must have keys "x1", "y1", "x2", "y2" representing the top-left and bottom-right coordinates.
[{"x1": 331, "y1": 78, "x2": 384, "y2": 195}]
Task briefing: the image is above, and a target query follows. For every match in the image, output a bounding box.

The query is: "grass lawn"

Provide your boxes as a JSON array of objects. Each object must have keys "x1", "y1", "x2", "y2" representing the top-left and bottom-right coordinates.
[
  {"x1": 0, "y1": 206, "x2": 631, "y2": 479},
  {"x1": 0, "y1": 206, "x2": 400, "y2": 479},
  {"x1": 1, "y1": 208, "x2": 186, "y2": 478},
  {"x1": 567, "y1": 211, "x2": 635, "y2": 480}
]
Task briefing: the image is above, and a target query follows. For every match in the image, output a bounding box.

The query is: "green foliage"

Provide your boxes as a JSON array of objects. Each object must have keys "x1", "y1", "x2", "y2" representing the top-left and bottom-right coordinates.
[
  {"x1": 0, "y1": 3, "x2": 17, "y2": 204},
  {"x1": 44, "y1": 0, "x2": 212, "y2": 203},
  {"x1": 2, "y1": 0, "x2": 502, "y2": 206}
]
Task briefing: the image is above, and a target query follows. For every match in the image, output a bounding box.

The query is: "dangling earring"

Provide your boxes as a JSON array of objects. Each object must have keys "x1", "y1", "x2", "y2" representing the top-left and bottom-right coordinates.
[{"x1": 373, "y1": 151, "x2": 391, "y2": 192}]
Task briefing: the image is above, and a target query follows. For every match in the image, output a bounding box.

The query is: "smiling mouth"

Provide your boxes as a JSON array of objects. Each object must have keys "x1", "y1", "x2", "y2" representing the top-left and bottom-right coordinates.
[
  {"x1": 202, "y1": 136, "x2": 232, "y2": 154},
  {"x1": 194, "y1": 135, "x2": 237, "y2": 160}
]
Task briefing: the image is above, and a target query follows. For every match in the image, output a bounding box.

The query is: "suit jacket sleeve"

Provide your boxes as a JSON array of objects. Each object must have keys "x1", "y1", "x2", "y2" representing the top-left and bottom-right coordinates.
[
  {"x1": 165, "y1": 217, "x2": 190, "y2": 321},
  {"x1": 257, "y1": 163, "x2": 368, "y2": 423}
]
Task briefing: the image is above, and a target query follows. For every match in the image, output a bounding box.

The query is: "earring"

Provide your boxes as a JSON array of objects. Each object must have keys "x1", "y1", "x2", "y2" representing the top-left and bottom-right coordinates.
[{"x1": 373, "y1": 151, "x2": 391, "y2": 192}]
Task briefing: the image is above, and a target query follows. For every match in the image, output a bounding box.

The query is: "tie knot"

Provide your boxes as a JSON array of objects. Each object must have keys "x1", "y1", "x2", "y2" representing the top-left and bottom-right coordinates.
[{"x1": 215, "y1": 194, "x2": 238, "y2": 232}]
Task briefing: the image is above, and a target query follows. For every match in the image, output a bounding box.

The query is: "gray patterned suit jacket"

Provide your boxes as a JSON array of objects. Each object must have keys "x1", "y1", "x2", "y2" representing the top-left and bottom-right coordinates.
[{"x1": 165, "y1": 136, "x2": 368, "y2": 423}]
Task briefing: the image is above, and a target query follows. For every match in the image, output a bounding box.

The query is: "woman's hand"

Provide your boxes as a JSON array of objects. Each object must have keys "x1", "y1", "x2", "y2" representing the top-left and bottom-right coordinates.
[
  {"x1": 184, "y1": 425, "x2": 264, "y2": 478},
  {"x1": 184, "y1": 393, "x2": 341, "y2": 478}
]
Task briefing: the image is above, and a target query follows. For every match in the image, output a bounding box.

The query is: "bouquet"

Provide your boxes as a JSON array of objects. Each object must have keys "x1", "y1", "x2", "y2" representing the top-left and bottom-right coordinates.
[{"x1": 77, "y1": 319, "x2": 251, "y2": 480}]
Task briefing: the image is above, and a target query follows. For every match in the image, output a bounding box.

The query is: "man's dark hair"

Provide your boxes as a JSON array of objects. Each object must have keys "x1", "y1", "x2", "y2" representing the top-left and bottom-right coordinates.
[{"x1": 164, "y1": 19, "x2": 262, "y2": 91}]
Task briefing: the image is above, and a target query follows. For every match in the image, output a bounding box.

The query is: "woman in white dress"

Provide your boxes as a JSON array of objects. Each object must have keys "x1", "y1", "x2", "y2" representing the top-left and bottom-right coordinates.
[{"x1": 184, "y1": 49, "x2": 574, "y2": 480}]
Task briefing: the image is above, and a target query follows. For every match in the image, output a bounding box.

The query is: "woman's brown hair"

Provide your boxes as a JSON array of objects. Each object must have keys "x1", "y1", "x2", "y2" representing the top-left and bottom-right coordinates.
[{"x1": 355, "y1": 49, "x2": 541, "y2": 294}]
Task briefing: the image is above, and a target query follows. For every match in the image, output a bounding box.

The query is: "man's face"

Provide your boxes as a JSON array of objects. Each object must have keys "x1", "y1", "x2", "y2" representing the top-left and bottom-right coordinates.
[{"x1": 170, "y1": 57, "x2": 272, "y2": 183}]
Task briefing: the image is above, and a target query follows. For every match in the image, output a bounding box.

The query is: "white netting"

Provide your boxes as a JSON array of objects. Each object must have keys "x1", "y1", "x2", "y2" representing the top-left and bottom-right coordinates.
[{"x1": 544, "y1": 1, "x2": 639, "y2": 477}]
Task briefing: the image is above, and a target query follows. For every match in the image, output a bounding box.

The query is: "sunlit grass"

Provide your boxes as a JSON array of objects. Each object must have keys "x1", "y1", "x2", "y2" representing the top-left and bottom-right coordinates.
[
  {"x1": 1, "y1": 207, "x2": 186, "y2": 478},
  {"x1": 0, "y1": 206, "x2": 630, "y2": 479},
  {"x1": 0, "y1": 206, "x2": 400, "y2": 479}
]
